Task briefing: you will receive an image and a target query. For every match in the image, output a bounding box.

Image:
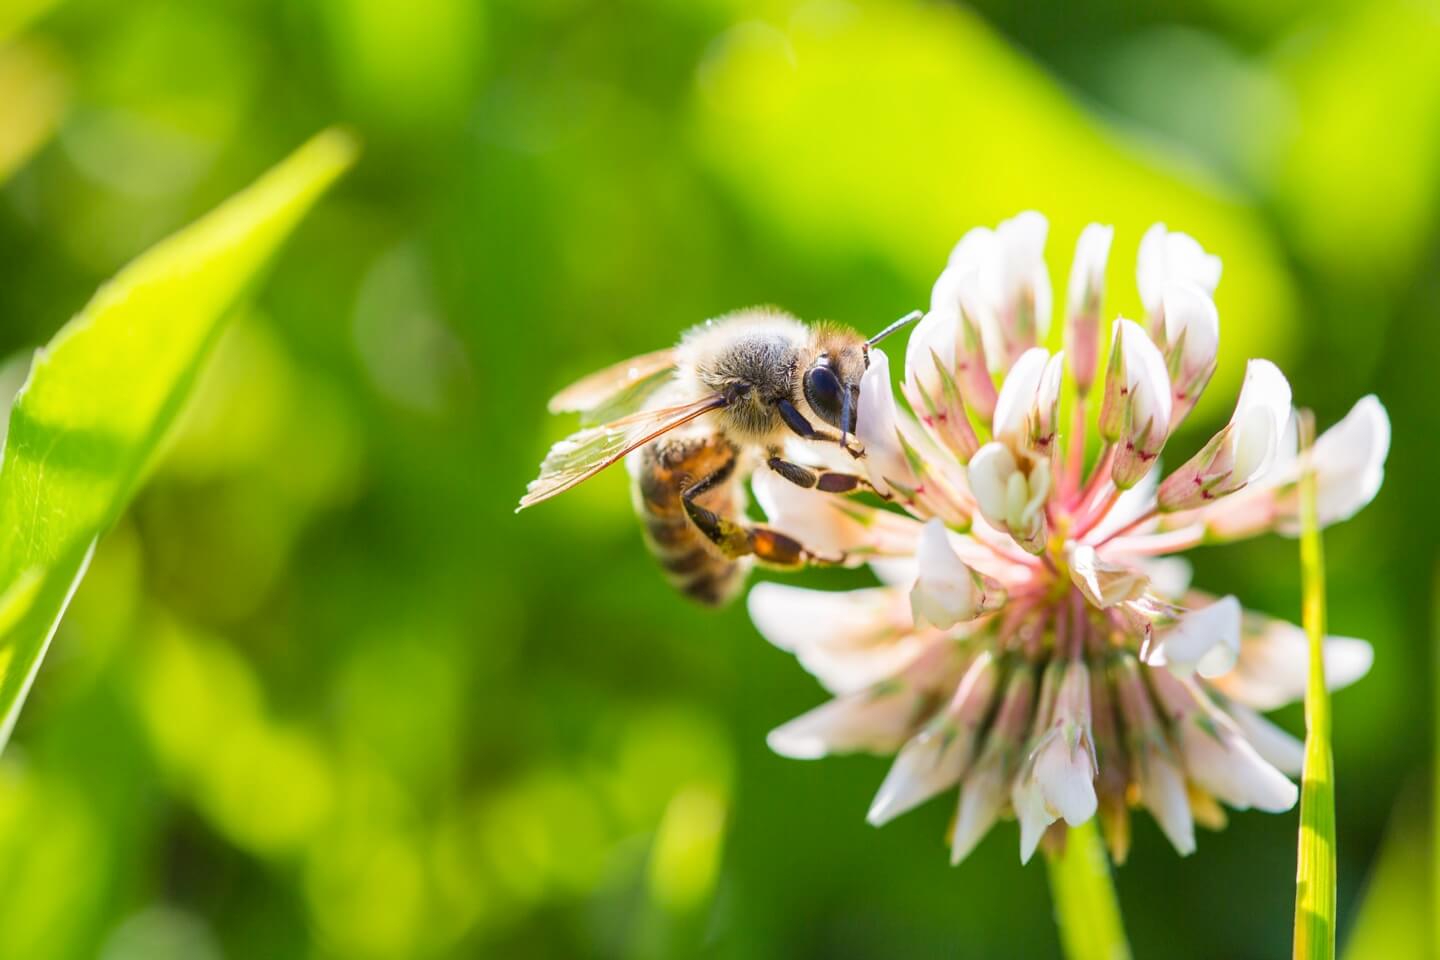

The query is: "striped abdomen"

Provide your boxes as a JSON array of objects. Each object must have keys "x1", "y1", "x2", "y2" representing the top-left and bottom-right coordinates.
[{"x1": 631, "y1": 432, "x2": 748, "y2": 605}]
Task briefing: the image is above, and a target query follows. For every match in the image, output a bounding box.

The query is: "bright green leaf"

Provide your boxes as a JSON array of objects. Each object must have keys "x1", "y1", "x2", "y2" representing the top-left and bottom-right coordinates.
[{"x1": 0, "y1": 127, "x2": 358, "y2": 750}]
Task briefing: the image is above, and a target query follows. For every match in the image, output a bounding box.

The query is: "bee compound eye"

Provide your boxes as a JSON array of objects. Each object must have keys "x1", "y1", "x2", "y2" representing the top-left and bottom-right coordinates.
[{"x1": 803, "y1": 364, "x2": 845, "y2": 424}]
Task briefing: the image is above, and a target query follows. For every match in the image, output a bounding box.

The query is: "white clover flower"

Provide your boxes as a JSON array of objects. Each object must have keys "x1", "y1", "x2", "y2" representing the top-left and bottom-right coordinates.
[{"x1": 750, "y1": 214, "x2": 1389, "y2": 866}]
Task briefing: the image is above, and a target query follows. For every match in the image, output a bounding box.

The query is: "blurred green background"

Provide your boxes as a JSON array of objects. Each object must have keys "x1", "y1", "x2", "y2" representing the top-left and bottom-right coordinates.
[{"x1": 0, "y1": 0, "x2": 1434, "y2": 957}]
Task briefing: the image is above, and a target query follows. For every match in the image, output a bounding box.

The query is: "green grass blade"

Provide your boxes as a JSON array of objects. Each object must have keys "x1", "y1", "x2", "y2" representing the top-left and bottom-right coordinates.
[
  {"x1": 1293, "y1": 417, "x2": 1336, "y2": 960},
  {"x1": 0, "y1": 128, "x2": 357, "y2": 752},
  {"x1": 1340, "y1": 780, "x2": 1429, "y2": 960},
  {"x1": 1046, "y1": 819, "x2": 1132, "y2": 960}
]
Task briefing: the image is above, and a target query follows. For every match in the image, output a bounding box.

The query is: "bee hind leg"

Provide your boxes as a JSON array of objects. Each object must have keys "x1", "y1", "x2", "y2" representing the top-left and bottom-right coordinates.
[
  {"x1": 747, "y1": 524, "x2": 846, "y2": 569},
  {"x1": 681, "y1": 467, "x2": 845, "y2": 568}
]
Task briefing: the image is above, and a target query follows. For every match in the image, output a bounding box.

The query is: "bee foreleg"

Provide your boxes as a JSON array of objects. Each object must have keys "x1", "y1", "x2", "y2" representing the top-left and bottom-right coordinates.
[
  {"x1": 776, "y1": 399, "x2": 819, "y2": 440},
  {"x1": 775, "y1": 399, "x2": 864, "y2": 458},
  {"x1": 766, "y1": 456, "x2": 818, "y2": 488}
]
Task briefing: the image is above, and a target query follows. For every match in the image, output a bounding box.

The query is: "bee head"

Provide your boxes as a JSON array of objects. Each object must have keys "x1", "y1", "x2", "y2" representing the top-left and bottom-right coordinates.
[
  {"x1": 802, "y1": 329, "x2": 870, "y2": 447},
  {"x1": 801, "y1": 312, "x2": 922, "y2": 447}
]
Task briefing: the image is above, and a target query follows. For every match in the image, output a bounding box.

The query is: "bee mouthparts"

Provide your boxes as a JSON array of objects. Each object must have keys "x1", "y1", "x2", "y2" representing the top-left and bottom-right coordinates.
[{"x1": 867, "y1": 310, "x2": 924, "y2": 347}]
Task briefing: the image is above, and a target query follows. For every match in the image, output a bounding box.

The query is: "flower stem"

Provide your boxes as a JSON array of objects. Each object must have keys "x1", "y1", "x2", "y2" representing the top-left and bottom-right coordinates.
[
  {"x1": 1293, "y1": 410, "x2": 1336, "y2": 960},
  {"x1": 1064, "y1": 395, "x2": 1088, "y2": 497},
  {"x1": 1045, "y1": 820, "x2": 1132, "y2": 960}
]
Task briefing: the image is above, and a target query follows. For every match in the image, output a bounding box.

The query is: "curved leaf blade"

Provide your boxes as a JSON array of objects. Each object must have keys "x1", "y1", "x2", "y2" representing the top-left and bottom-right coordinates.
[{"x1": 0, "y1": 128, "x2": 358, "y2": 750}]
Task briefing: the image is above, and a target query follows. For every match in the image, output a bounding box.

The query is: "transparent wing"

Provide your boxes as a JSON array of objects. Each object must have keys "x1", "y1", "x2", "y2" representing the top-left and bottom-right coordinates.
[
  {"x1": 548, "y1": 348, "x2": 679, "y2": 424},
  {"x1": 518, "y1": 392, "x2": 727, "y2": 510}
]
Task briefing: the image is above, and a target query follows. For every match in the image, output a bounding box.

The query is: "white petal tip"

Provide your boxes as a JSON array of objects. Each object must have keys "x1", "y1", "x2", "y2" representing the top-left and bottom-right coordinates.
[
  {"x1": 866, "y1": 792, "x2": 899, "y2": 827},
  {"x1": 1059, "y1": 797, "x2": 1099, "y2": 828},
  {"x1": 1325, "y1": 637, "x2": 1374, "y2": 691},
  {"x1": 949, "y1": 835, "x2": 980, "y2": 866},
  {"x1": 766, "y1": 729, "x2": 825, "y2": 760},
  {"x1": 1262, "y1": 781, "x2": 1300, "y2": 813}
]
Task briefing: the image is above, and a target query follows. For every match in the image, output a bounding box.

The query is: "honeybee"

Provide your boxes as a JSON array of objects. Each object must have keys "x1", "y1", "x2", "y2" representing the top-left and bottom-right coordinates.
[{"x1": 518, "y1": 307, "x2": 921, "y2": 604}]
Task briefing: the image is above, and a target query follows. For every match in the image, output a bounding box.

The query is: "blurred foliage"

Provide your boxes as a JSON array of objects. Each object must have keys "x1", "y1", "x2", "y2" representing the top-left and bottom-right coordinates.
[{"x1": 0, "y1": 0, "x2": 1433, "y2": 958}]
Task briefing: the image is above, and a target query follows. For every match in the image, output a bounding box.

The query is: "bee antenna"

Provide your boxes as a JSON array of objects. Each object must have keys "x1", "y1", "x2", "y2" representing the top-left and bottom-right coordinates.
[{"x1": 866, "y1": 310, "x2": 924, "y2": 347}]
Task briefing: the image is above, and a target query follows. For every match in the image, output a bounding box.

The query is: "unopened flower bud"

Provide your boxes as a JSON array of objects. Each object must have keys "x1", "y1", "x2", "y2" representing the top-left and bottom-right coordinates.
[
  {"x1": 930, "y1": 266, "x2": 998, "y2": 421},
  {"x1": 986, "y1": 211, "x2": 1052, "y2": 371},
  {"x1": 1066, "y1": 223, "x2": 1113, "y2": 396},
  {"x1": 1161, "y1": 283, "x2": 1219, "y2": 428},
  {"x1": 1137, "y1": 223, "x2": 1221, "y2": 336},
  {"x1": 946, "y1": 213, "x2": 1052, "y2": 373},
  {"x1": 903, "y1": 309, "x2": 980, "y2": 462},
  {"x1": 991, "y1": 348, "x2": 1064, "y2": 456},
  {"x1": 1099, "y1": 319, "x2": 1173, "y2": 488},
  {"x1": 1033, "y1": 352, "x2": 1065, "y2": 457},
  {"x1": 904, "y1": 309, "x2": 957, "y2": 401}
]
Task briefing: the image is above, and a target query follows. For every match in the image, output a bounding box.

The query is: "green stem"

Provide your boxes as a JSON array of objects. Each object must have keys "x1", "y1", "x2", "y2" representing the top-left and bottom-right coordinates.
[
  {"x1": 1046, "y1": 819, "x2": 1132, "y2": 960},
  {"x1": 1434, "y1": 569, "x2": 1440, "y2": 960},
  {"x1": 1293, "y1": 411, "x2": 1336, "y2": 960}
]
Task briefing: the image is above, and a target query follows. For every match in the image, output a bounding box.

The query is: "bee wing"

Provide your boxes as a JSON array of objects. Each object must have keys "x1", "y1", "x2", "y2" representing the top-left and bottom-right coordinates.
[
  {"x1": 548, "y1": 348, "x2": 679, "y2": 424},
  {"x1": 517, "y1": 392, "x2": 727, "y2": 510}
]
